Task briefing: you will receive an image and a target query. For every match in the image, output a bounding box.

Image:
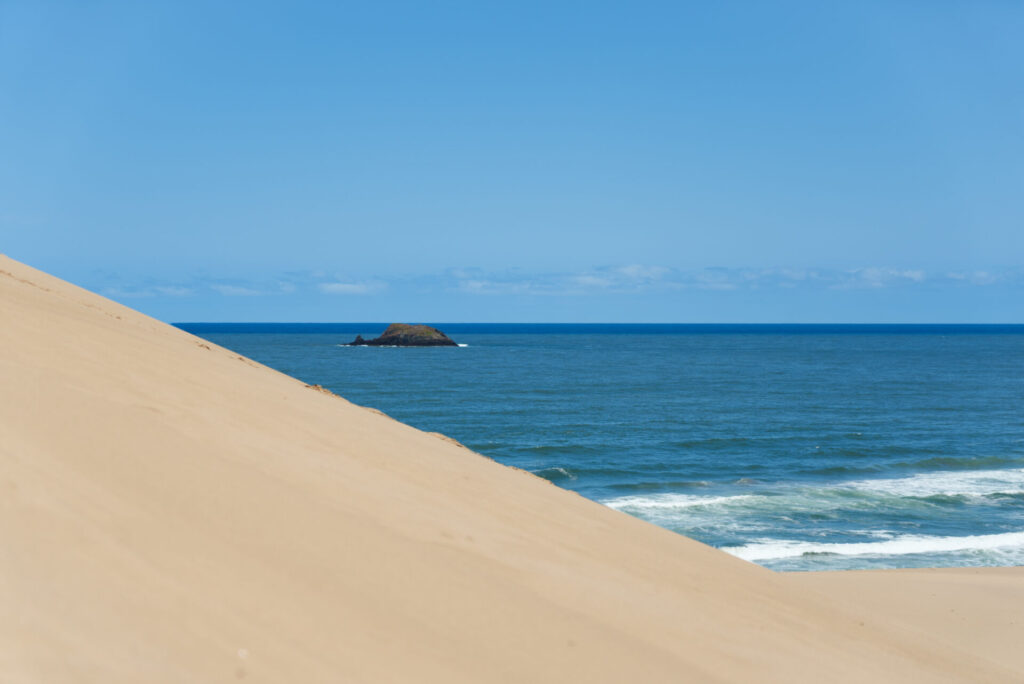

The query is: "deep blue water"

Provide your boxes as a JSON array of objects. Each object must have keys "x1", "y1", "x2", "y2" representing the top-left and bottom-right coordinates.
[{"x1": 176, "y1": 323, "x2": 1024, "y2": 571}]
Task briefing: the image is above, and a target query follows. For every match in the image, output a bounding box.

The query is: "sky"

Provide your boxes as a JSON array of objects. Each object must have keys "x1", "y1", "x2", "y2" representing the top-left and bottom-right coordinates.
[{"x1": 1, "y1": 1, "x2": 1021, "y2": 322}]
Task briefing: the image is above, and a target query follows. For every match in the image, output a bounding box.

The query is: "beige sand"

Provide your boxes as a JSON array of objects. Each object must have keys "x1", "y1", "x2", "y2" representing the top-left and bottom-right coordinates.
[
  {"x1": 1, "y1": 254, "x2": 1021, "y2": 683},
  {"x1": 790, "y1": 567, "x2": 1024, "y2": 676}
]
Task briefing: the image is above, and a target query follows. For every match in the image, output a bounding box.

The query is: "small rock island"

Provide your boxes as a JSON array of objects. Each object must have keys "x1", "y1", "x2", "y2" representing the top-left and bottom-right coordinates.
[{"x1": 346, "y1": 323, "x2": 459, "y2": 347}]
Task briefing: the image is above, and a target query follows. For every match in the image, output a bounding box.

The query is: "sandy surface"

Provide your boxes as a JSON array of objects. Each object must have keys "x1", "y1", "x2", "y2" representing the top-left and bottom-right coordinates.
[
  {"x1": 790, "y1": 566, "x2": 1024, "y2": 676},
  {"x1": 1, "y1": 254, "x2": 1021, "y2": 683}
]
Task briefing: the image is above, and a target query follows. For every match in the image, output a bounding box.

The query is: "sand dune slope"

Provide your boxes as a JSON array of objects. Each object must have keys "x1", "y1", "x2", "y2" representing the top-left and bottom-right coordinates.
[
  {"x1": 790, "y1": 567, "x2": 1024, "y2": 676},
  {"x1": 0, "y1": 255, "x2": 1018, "y2": 682}
]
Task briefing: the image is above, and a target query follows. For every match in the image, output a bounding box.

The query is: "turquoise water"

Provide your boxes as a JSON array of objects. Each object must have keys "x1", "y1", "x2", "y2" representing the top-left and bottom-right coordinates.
[{"x1": 178, "y1": 324, "x2": 1024, "y2": 571}]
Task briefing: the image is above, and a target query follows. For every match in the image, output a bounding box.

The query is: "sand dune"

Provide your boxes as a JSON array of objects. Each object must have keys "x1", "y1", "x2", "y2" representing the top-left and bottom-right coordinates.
[
  {"x1": 790, "y1": 566, "x2": 1024, "y2": 676},
  {"x1": 1, "y1": 255, "x2": 1020, "y2": 682}
]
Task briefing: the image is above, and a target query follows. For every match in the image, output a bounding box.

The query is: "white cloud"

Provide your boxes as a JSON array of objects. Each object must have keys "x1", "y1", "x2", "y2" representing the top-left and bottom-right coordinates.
[
  {"x1": 615, "y1": 264, "x2": 669, "y2": 280},
  {"x1": 693, "y1": 270, "x2": 739, "y2": 291},
  {"x1": 455, "y1": 278, "x2": 533, "y2": 295},
  {"x1": 778, "y1": 269, "x2": 811, "y2": 281},
  {"x1": 95, "y1": 264, "x2": 1018, "y2": 306},
  {"x1": 946, "y1": 270, "x2": 1000, "y2": 285},
  {"x1": 154, "y1": 286, "x2": 194, "y2": 297},
  {"x1": 211, "y1": 284, "x2": 262, "y2": 296},
  {"x1": 571, "y1": 275, "x2": 613, "y2": 289},
  {"x1": 901, "y1": 270, "x2": 926, "y2": 282},
  {"x1": 830, "y1": 268, "x2": 929, "y2": 290},
  {"x1": 318, "y1": 281, "x2": 384, "y2": 295}
]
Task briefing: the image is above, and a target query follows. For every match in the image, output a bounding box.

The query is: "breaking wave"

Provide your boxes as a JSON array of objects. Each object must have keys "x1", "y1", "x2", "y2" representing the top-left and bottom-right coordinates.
[
  {"x1": 724, "y1": 530, "x2": 1024, "y2": 562},
  {"x1": 845, "y1": 468, "x2": 1024, "y2": 499},
  {"x1": 601, "y1": 467, "x2": 1024, "y2": 568}
]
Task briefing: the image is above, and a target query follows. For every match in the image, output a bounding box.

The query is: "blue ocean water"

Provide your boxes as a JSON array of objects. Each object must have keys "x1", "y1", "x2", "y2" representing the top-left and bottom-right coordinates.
[{"x1": 177, "y1": 323, "x2": 1024, "y2": 571}]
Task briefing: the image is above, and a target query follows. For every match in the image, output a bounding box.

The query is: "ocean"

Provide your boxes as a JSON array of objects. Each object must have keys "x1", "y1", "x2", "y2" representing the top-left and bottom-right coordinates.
[{"x1": 177, "y1": 323, "x2": 1024, "y2": 571}]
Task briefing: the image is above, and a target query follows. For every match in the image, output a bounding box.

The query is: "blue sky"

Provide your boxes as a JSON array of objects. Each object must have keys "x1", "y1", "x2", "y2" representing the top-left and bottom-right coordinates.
[{"x1": 2, "y1": 1, "x2": 1021, "y2": 322}]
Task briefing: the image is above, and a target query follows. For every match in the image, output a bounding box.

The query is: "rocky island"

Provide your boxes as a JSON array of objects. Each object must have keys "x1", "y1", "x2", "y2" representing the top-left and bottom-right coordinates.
[{"x1": 346, "y1": 323, "x2": 459, "y2": 347}]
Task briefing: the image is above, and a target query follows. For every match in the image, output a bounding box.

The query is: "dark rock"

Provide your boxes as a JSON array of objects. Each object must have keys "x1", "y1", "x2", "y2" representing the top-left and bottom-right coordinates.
[{"x1": 346, "y1": 324, "x2": 458, "y2": 347}]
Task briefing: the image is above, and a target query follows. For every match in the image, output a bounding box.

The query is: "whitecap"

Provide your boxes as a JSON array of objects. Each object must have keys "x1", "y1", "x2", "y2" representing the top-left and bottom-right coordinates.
[
  {"x1": 533, "y1": 466, "x2": 577, "y2": 481},
  {"x1": 845, "y1": 468, "x2": 1024, "y2": 499},
  {"x1": 604, "y1": 493, "x2": 755, "y2": 512},
  {"x1": 723, "y1": 530, "x2": 1024, "y2": 562}
]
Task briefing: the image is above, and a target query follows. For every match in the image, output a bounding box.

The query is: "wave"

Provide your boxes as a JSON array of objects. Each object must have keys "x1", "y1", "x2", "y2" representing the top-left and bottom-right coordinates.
[
  {"x1": 602, "y1": 468, "x2": 1024, "y2": 515},
  {"x1": 723, "y1": 530, "x2": 1024, "y2": 562},
  {"x1": 605, "y1": 493, "x2": 755, "y2": 512},
  {"x1": 599, "y1": 467, "x2": 1024, "y2": 536},
  {"x1": 894, "y1": 455, "x2": 1024, "y2": 471},
  {"x1": 804, "y1": 456, "x2": 1024, "y2": 478},
  {"x1": 606, "y1": 480, "x2": 712, "y2": 492},
  {"x1": 802, "y1": 465, "x2": 885, "y2": 476},
  {"x1": 602, "y1": 486, "x2": 925, "y2": 519},
  {"x1": 846, "y1": 468, "x2": 1024, "y2": 499},
  {"x1": 532, "y1": 466, "x2": 577, "y2": 481}
]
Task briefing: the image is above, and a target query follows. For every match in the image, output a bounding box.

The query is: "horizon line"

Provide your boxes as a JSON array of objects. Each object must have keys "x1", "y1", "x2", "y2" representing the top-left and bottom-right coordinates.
[{"x1": 172, "y1": 321, "x2": 1024, "y2": 326}]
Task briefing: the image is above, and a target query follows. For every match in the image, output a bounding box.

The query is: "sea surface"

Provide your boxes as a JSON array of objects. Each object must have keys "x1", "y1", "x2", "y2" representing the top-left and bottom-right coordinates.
[{"x1": 177, "y1": 323, "x2": 1024, "y2": 572}]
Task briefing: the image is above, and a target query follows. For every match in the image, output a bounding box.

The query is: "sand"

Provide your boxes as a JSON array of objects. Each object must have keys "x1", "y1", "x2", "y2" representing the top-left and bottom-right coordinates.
[{"x1": 1, "y1": 254, "x2": 1021, "y2": 683}]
